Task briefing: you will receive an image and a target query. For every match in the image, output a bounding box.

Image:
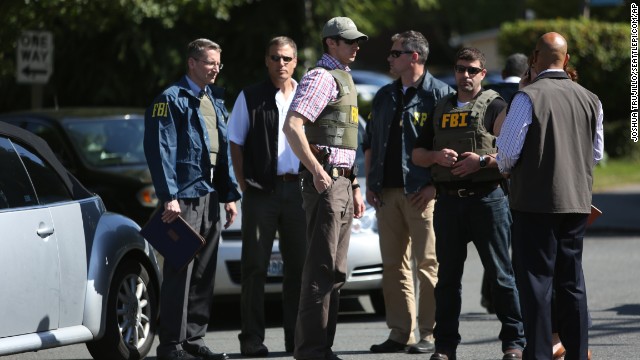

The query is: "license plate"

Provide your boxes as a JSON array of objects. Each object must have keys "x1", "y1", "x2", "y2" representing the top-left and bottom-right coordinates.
[{"x1": 267, "y1": 253, "x2": 283, "y2": 277}]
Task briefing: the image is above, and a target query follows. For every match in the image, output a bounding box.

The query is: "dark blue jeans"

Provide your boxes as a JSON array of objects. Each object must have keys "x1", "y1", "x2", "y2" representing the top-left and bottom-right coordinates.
[{"x1": 433, "y1": 187, "x2": 525, "y2": 354}]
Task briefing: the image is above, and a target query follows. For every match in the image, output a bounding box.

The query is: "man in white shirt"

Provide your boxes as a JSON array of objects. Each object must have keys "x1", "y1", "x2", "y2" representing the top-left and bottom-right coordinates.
[{"x1": 228, "y1": 36, "x2": 306, "y2": 357}]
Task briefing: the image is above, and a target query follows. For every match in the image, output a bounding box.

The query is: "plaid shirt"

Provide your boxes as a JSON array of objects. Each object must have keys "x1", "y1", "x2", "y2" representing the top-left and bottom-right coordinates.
[{"x1": 289, "y1": 54, "x2": 356, "y2": 168}]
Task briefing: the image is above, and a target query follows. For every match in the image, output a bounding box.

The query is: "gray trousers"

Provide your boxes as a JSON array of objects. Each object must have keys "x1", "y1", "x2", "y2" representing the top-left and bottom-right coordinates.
[
  {"x1": 157, "y1": 192, "x2": 221, "y2": 356},
  {"x1": 294, "y1": 171, "x2": 353, "y2": 360},
  {"x1": 239, "y1": 180, "x2": 307, "y2": 346}
]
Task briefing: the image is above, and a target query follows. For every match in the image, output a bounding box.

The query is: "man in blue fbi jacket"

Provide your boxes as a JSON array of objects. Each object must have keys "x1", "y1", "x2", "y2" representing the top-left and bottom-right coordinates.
[{"x1": 144, "y1": 38, "x2": 240, "y2": 360}]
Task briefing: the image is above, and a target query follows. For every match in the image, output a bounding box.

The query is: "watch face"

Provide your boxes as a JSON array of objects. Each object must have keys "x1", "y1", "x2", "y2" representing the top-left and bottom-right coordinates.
[{"x1": 479, "y1": 155, "x2": 487, "y2": 167}]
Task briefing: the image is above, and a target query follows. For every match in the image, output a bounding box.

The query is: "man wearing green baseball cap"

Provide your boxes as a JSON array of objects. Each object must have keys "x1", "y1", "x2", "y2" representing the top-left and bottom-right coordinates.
[{"x1": 283, "y1": 16, "x2": 367, "y2": 360}]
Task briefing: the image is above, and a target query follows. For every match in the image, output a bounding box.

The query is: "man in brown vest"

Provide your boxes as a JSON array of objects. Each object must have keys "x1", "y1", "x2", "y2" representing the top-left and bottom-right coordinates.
[{"x1": 497, "y1": 32, "x2": 604, "y2": 360}]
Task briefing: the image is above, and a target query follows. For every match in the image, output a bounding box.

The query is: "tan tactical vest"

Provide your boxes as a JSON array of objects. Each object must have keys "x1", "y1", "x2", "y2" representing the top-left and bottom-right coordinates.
[
  {"x1": 304, "y1": 68, "x2": 359, "y2": 150},
  {"x1": 431, "y1": 90, "x2": 502, "y2": 183},
  {"x1": 200, "y1": 92, "x2": 219, "y2": 165}
]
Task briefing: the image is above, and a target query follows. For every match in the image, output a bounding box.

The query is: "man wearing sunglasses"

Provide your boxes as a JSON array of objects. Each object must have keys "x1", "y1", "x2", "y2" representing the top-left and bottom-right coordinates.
[
  {"x1": 228, "y1": 36, "x2": 306, "y2": 357},
  {"x1": 283, "y1": 16, "x2": 367, "y2": 360},
  {"x1": 412, "y1": 47, "x2": 525, "y2": 360},
  {"x1": 364, "y1": 30, "x2": 453, "y2": 355}
]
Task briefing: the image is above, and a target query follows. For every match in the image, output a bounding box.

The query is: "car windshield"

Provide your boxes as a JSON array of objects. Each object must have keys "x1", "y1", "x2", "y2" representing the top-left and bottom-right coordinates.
[{"x1": 63, "y1": 117, "x2": 146, "y2": 167}]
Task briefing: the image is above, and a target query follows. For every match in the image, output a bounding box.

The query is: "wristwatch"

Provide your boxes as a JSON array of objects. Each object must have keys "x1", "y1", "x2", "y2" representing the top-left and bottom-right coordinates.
[{"x1": 479, "y1": 155, "x2": 487, "y2": 168}]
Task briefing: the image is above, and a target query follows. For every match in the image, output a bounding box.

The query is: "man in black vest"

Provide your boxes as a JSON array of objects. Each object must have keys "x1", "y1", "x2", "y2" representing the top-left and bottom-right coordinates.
[
  {"x1": 228, "y1": 36, "x2": 306, "y2": 357},
  {"x1": 497, "y1": 32, "x2": 604, "y2": 360},
  {"x1": 412, "y1": 47, "x2": 525, "y2": 360}
]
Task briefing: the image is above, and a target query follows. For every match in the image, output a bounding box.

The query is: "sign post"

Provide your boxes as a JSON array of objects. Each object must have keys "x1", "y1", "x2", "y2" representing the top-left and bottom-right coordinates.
[
  {"x1": 17, "y1": 31, "x2": 54, "y2": 84},
  {"x1": 17, "y1": 31, "x2": 54, "y2": 109}
]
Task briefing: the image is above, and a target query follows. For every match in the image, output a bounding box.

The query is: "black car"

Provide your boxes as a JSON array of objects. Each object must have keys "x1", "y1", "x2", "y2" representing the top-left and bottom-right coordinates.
[{"x1": 0, "y1": 108, "x2": 156, "y2": 225}]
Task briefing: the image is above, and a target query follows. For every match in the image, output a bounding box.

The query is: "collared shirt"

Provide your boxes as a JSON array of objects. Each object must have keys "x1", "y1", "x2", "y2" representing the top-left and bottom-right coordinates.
[
  {"x1": 186, "y1": 75, "x2": 206, "y2": 98},
  {"x1": 289, "y1": 53, "x2": 355, "y2": 168},
  {"x1": 496, "y1": 69, "x2": 604, "y2": 173},
  {"x1": 228, "y1": 80, "x2": 300, "y2": 175}
]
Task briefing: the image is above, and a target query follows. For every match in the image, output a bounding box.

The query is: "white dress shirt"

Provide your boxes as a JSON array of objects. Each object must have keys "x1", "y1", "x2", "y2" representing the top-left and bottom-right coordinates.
[
  {"x1": 496, "y1": 70, "x2": 604, "y2": 174},
  {"x1": 228, "y1": 80, "x2": 300, "y2": 175}
]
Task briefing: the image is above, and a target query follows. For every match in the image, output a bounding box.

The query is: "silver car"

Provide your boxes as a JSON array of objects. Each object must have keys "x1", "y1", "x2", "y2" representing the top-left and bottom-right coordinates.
[
  {"x1": 0, "y1": 122, "x2": 161, "y2": 359},
  {"x1": 214, "y1": 119, "x2": 385, "y2": 314}
]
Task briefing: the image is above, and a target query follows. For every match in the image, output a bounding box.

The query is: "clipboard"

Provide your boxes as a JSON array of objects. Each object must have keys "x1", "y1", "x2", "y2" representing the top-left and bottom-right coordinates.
[{"x1": 140, "y1": 209, "x2": 205, "y2": 270}]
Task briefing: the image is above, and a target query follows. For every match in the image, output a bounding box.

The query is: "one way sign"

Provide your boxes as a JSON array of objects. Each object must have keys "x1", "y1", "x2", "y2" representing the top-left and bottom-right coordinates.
[{"x1": 17, "y1": 30, "x2": 54, "y2": 84}]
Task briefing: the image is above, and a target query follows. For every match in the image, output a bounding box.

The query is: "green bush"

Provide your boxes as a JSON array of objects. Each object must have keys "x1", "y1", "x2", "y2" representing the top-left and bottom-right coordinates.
[
  {"x1": 497, "y1": 19, "x2": 630, "y2": 158},
  {"x1": 604, "y1": 120, "x2": 640, "y2": 161}
]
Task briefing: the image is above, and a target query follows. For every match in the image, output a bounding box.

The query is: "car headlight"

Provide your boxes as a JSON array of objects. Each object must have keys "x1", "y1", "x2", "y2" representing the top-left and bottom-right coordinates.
[
  {"x1": 351, "y1": 207, "x2": 377, "y2": 234},
  {"x1": 137, "y1": 185, "x2": 158, "y2": 208}
]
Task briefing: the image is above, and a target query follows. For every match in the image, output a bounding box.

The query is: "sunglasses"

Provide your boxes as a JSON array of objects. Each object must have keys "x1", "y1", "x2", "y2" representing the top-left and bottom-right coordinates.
[
  {"x1": 269, "y1": 55, "x2": 294, "y2": 63},
  {"x1": 454, "y1": 65, "x2": 483, "y2": 75},
  {"x1": 334, "y1": 37, "x2": 361, "y2": 45},
  {"x1": 389, "y1": 50, "x2": 415, "y2": 58}
]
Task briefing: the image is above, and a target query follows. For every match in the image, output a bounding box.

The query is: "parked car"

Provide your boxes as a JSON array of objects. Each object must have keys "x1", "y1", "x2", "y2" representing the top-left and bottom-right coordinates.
[
  {"x1": 351, "y1": 69, "x2": 394, "y2": 102},
  {"x1": 213, "y1": 118, "x2": 385, "y2": 314},
  {"x1": 0, "y1": 122, "x2": 161, "y2": 359},
  {"x1": 0, "y1": 108, "x2": 385, "y2": 313},
  {"x1": 0, "y1": 108, "x2": 157, "y2": 225}
]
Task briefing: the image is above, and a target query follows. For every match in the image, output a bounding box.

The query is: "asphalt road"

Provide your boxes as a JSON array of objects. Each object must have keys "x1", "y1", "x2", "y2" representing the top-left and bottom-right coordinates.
[{"x1": 5, "y1": 235, "x2": 639, "y2": 360}]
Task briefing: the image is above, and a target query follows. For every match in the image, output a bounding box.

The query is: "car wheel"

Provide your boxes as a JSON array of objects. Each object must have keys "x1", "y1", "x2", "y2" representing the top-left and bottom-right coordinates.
[
  {"x1": 369, "y1": 289, "x2": 386, "y2": 316},
  {"x1": 87, "y1": 260, "x2": 158, "y2": 360}
]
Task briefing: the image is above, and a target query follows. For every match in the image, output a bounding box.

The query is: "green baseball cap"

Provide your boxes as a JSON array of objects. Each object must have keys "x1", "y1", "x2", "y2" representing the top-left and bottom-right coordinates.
[{"x1": 321, "y1": 17, "x2": 368, "y2": 41}]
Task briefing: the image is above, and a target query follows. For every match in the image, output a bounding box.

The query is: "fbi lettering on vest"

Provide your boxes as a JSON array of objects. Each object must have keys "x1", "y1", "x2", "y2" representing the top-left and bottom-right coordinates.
[{"x1": 440, "y1": 112, "x2": 470, "y2": 128}]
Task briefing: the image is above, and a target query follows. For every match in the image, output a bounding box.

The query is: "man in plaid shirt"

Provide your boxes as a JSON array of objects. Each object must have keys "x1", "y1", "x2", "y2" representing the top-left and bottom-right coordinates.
[{"x1": 283, "y1": 17, "x2": 366, "y2": 360}]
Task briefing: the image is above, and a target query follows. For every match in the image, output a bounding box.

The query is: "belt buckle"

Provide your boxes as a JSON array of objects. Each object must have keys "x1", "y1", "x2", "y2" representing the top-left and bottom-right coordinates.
[
  {"x1": 331, "y1": 167, "x2": 339, "y2": 179},
  {"x1": 457, "y1": 188, "x2": 475, "y2": 197}
]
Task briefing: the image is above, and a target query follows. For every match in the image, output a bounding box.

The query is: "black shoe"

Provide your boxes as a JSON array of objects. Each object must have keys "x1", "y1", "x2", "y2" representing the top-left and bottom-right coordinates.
[
  {"x1": 408, "y1": 339, "x2": 435, "y2": 353},
  {"x1": 370, "y1": 339, "x2": 407, "y2": 353},
  {"x1": 503, "y1": 348, "x2": 523, "y2": 359},
  {"x1": 430, "y1": 352, "x2": 458, "y2": 360},
  {"x1": 430, "y1": 352, "x2": 450, "y2": 360},
  {"x1": 157, "y1": 350, "x2": 202, "y2": 360},
  {"x1": 184, "y1": 346, "x2": 228, "y2": 360},
  {"x1": 240, "y1": 338, "x2": 269, "y2": 357}
]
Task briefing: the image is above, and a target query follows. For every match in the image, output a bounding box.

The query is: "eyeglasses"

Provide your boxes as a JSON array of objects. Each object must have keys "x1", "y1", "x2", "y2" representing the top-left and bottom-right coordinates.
[
  {"x1": 197, "y1": 59, "x2": 223, "y2": 70},
  {"x1": 334, "y1": 37, "x2": 361, "y2": 45},
  {"x1": 454, "y1": 65, "x2": 483, "y2": 75},
  {"x1": 389, "y1": 50, "x2": 416, "y2": 58},
  {"x1": 269, "y1": 55, "x2": 294, "y2": 63}
]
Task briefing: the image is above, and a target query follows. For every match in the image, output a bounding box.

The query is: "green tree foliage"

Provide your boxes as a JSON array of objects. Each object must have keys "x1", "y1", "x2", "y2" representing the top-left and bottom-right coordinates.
[
  {"x1": 498, "y1": 19, "x2": 631, "y2": 158},
  {"x1": 0, "y1": 0, "x2": 440, "y2": 111}
]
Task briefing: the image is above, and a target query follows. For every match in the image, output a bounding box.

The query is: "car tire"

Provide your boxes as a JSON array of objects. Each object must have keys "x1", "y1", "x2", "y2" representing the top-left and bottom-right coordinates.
[
  {"x1": 86, "y1": 260, "x2": 158, "y2": 360},
  {"x1": 369, "y1": 289, "x2": 386, "y2": 316}
]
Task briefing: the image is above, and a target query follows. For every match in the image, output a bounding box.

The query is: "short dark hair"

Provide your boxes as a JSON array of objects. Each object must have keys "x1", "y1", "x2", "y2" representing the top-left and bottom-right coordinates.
[
  {"x1": 391, "y1": 30, "x2": 430, "y2": 64},
  {"x1": 504, "y1": 53, "x2": 528, "y2": 77},
  {"x1": 455, "y1": 47, "x2": 486, "y2": 69},
  {"x1": 266, "y1": 36, "x2": 297, "y2": 57}
]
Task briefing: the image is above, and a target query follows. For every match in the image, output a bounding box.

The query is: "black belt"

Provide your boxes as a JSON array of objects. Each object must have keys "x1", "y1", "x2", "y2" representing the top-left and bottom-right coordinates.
[
  {"x1": 276, "y1": 173, "x2": 299, "y2": 182},
  {"x1": 327, "y1": 167, "x2": 352, "y2": 179},
  {"x1": 437, "y1": 182, "x2": 500, "y2": 198}
]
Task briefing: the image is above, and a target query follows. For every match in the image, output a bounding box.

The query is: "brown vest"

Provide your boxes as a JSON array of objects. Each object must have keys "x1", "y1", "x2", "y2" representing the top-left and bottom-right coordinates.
[{"x1": 509, "y1": 72, "x2": 600, "y2": 213}]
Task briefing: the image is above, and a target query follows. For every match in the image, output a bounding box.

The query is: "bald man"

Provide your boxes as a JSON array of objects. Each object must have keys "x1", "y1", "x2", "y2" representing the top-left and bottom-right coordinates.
[{"x1": 496, "y1": 32, "x2": 604, "y2": 360}]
